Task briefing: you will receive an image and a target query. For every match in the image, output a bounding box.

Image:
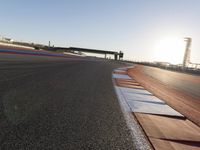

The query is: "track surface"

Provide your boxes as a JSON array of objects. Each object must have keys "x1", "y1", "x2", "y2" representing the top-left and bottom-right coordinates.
[{"x1": 0, "y1": 55, "x2": 135, "y2": 149}]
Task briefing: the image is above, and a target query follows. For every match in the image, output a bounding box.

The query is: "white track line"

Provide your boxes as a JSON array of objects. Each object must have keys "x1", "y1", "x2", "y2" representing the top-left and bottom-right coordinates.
[
  {"x1": 113, "y1": 66, "x2": 152, "y2": 150},
  {"x1": 112, "y1": 74, "x2": 132, "y2": 79},
  {"x1": 114, "y1": 85, "x2": 152, "y2": 150},
  {"x1": 114, "y1": 69, "x2": 127, "y2": 73}
]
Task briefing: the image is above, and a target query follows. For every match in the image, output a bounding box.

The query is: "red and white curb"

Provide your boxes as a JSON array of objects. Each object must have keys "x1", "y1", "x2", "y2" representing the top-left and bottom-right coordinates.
[
  {"x1": 112, "y1": 66, "x2": 152, "y2": 150},
  {"x1": 112, "y1": 66, "x2": 184, "y2": 150}
]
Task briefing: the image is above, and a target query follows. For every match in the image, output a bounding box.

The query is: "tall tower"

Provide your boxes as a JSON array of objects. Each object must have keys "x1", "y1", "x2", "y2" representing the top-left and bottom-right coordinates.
[{"x1": 183, "y1": 37, "x2": 192, "y2": 68}]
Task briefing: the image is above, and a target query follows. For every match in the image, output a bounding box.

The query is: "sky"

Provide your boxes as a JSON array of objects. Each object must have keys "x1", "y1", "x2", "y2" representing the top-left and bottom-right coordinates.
[{"x1": 0, "y1": 0, "x2": 200, "y2": 64}]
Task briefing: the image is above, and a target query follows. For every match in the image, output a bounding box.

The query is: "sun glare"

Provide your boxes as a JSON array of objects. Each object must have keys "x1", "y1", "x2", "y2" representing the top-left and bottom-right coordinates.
[{"x1": 153, "y1": 37, "x2": 185, "y2": 64}]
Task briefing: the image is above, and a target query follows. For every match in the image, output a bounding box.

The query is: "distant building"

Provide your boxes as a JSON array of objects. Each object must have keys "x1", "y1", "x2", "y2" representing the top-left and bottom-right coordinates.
[{"x1": 2, "y1": 37, "x2": 14, "y2": 42}]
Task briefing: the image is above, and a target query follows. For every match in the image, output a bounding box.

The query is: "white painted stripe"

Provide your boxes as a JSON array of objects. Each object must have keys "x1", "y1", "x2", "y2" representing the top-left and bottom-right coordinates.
[
  {"x1": 112, "y1": 74, "x2": 132, "y2": 79},
  {"x1": 127, "y1": 100, "x2": 183, "y2": 117},
  {"x1": 117, "y1": 87, "x2": 152, "y2": 95},
  {"x1": 117, "y1": 67, "x2": 127, "y2": 71},
  {"x1": 126, "y1": 66, "x2": 135, "y2": 69},
  {"x1": 115, "y1": 86, "x2": 184, "y2": 117},
  {"x1": 115, "y1": 85, "x2": 132, "y2": 112},
  {"x1": 114, "y1": 69, "x2": 126, "y2": 73},
  {"x1": 114, "y1": 85, "x2": 152, "y2": 150},
  {"x1": 125, "y1": 93, "x2": 164, "y2": 103}
]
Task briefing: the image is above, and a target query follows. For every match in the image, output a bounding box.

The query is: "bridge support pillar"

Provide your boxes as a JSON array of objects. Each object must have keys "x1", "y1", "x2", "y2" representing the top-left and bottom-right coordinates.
[{"x1": 114, "y1": 54, "x2": 118, "y2": 60}]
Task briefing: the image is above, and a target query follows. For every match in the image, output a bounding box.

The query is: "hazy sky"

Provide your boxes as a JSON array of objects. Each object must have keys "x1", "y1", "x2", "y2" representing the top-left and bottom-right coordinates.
[{"x1": 0, "y1": 0, "x2": 200, "y2": 64}]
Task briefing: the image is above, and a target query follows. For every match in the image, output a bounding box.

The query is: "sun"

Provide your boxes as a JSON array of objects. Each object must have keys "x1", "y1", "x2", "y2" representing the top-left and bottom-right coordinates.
[{"x1": 153, "y1": 37, "x2": 185, "y2": 64}]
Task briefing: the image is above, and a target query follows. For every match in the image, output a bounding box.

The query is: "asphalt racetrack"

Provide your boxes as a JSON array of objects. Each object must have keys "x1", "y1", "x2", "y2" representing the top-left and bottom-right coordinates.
[{"x1": 0, "y1": 53, "x2": 135, "y2": 149}]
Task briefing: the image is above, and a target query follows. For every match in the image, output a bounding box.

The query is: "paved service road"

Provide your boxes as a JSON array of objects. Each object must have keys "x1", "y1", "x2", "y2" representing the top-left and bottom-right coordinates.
[
  {"x1": 128, "y1": 65, "x2": 200, "y2": 127},
  {"x1": 0, "y1": 56, "x2": 135, "y2": 149},
  {"x1": 142, "y1": 66, "x2": 200, "y2": 97}
]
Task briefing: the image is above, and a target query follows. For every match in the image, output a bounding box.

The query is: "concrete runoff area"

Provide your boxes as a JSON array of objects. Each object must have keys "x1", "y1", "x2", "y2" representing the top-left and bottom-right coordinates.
[
  {"x1": 142, "y1": 66, "x2": 200, "y2": 97},
  {"x1": 128, "y1": 65, "x2": 200, "y2": 127}
]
